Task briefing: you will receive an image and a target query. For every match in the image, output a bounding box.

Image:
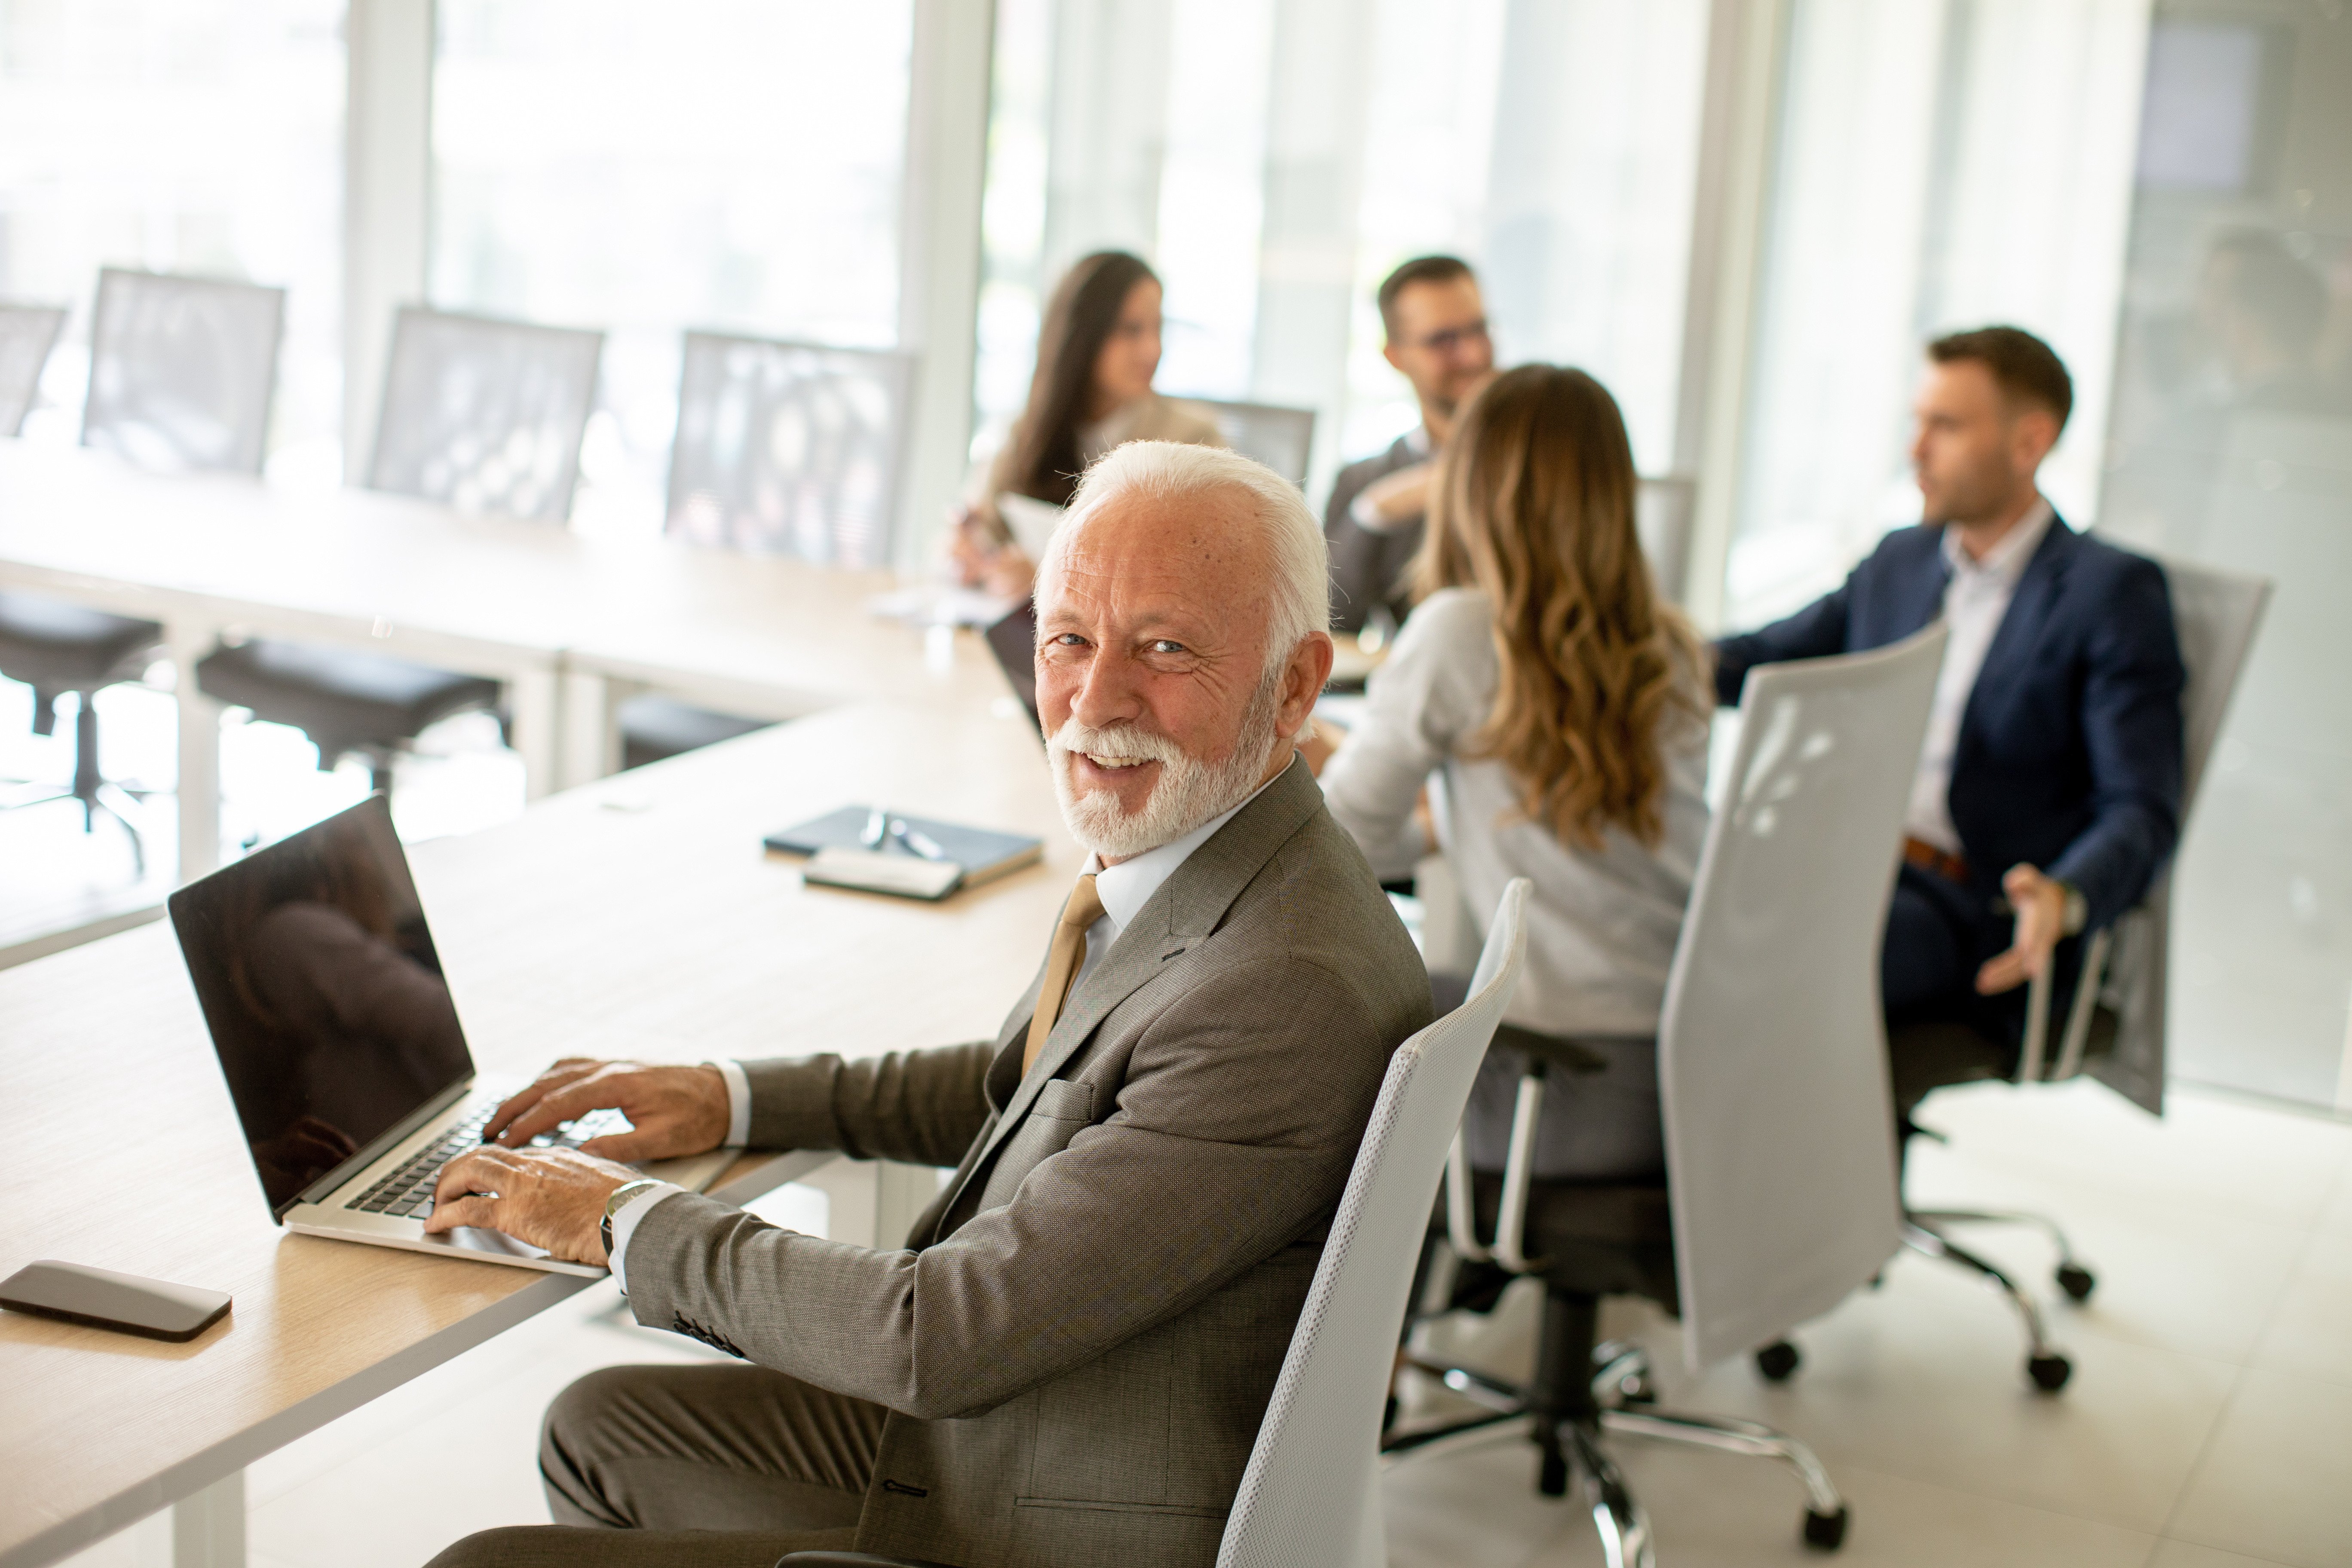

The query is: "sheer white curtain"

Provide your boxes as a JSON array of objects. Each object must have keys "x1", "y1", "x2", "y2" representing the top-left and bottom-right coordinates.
[
  {"x1": 974, "y1": 0, "x2": 1712, "y2": 502},
  {"x1": 1726, "y1": 0, "x2": 2151, "y2": 628}
]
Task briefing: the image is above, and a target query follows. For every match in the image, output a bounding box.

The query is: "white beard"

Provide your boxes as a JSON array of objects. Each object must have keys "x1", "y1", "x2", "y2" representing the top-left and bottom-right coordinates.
[{"x1": 1047, "y1": 671, "x2": 1283, "y2": 861}]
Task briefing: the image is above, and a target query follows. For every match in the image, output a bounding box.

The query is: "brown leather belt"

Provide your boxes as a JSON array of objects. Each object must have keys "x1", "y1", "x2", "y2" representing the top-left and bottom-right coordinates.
[{"x1": 1903, "y1": 836, "x2": 1971, "y2": 885}]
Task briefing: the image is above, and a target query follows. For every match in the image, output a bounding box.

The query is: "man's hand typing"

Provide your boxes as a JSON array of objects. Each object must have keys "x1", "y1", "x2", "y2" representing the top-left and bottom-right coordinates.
[
  {"x1": 422, "y1": 1145, "x2": 634, "y2": 1265},
  {"x1": 481, "y1": 1057, "x2": 730, "y2": 1162}
]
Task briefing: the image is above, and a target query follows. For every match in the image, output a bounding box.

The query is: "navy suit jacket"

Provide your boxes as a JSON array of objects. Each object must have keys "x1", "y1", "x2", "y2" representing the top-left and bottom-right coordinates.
[{"x1": 1714, "y1": 518, "x2": 2186, "y2": 935}]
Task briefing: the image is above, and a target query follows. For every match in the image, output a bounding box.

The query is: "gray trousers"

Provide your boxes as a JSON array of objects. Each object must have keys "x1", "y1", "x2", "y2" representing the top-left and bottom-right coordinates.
[{"x1": 424, "y1": 1363, "x2": 888, "y2": 1568}]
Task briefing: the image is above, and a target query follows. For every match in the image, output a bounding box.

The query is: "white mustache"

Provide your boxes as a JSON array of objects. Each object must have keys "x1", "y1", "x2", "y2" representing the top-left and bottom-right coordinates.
[{"x1": 1045, "y1": 719, "x2": 1188, "y2": 771}]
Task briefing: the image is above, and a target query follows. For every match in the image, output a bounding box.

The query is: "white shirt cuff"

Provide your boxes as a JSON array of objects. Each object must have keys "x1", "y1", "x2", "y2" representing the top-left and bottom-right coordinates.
[
  {"x1": 607, "y1": 1183, "x2": 684, "y2": 1296},
  {"x1": 712, "y1": 1059, "x2": 752, "y2": 1149}
]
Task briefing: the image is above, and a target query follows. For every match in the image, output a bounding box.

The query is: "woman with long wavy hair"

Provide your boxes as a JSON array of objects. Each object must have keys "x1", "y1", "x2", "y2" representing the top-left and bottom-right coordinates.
[{"x1": 1318, "y1": 364, "x2": 1711, "y2": 1179}]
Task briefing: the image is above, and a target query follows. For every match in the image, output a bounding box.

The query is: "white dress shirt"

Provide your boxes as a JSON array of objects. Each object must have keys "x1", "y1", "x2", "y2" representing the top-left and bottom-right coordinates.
[
  {"x1": 1904, "y1": 500, "x2": 2056, "y2": 854},
  {"x1": 608, "y1": 773, "x2": 1279, "y2": 1292}
]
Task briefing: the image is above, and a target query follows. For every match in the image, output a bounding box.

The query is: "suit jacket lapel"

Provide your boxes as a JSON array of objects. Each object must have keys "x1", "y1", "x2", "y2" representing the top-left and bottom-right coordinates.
[
  {"x1": 1960, "y1": 514, "x2": 2078, "y2": 744},
  {"x1": 948, "y1": 757, "x2": 1327, "y2": 1200}
]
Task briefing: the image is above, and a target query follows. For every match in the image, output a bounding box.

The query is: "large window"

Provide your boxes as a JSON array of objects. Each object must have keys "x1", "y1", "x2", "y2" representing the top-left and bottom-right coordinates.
[
  {"x1": 0, "y1": 0, "x2": 346, "y2": 477},
  {"x1": 1724, "y1": 0, "x2": 2150, "y2": 627},
  {"x1": 431, "y1": 0, "x2": 915, "y2": 537},
  {"x1": 974, "y1": 0, "x2": 1710, "y2": 502}
]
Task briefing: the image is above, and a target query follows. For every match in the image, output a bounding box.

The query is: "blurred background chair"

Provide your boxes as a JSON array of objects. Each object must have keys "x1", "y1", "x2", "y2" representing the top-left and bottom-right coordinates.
[
  {"x1": 0, "y1": 303, "x2": 64, "y2": 436},
  {"x1": 778, "y1": 882, "x2": 1531, "y2": 1568},
  {"x1": 1389, "y1": 626, "x2": 1949, "y2": 1563},
  {"x1": 195, "y1": 307, "x2": 603, "y2": 799},
  {"x1": 1194, "y1": 397, "x2": 1316, "y2": 487},
  {"x1": 1635, "y1": 475, "x2": 1697, "y2": 607},
  {"x1": 1881, "y1": 554, "x2": 2271, "y2": 1389},
  {"x1": 2, "y1": 274, "x2": 285, "y2": 873},
  {"x1": 616, "y1": 332, "x2": 917, "y2": 770}
]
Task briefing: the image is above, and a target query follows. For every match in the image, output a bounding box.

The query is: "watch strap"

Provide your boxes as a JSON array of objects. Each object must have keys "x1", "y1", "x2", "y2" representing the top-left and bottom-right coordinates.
[{"x1": 600, "y1": 1179, "x2": 664, "y2": 1261}]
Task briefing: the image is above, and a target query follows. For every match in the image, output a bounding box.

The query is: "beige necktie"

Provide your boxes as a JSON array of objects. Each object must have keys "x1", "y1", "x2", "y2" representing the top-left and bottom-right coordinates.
[{"x1": 1023, "y1": 872, "x2": 1106, "y2": 1073}]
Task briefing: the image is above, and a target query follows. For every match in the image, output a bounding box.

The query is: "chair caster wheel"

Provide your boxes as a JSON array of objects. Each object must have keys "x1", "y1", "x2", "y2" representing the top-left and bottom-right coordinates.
[
  {"x1": 1537, "y1": 1449, "x2": 1569, "y2": 1497},
  {"x1": 1803, "y1": 1504, "x2": 1850, "y2": 1551},
  {"x1": 1755, "y1": 1339, "x2": 1801, "y2": 1381},
  {"x1": 2055, "y1": 1263, "x2": 2095, "y2": 1302},
  {"x1": 2027, "y1": 1353, "x2": 2072, "y2": 1392}
]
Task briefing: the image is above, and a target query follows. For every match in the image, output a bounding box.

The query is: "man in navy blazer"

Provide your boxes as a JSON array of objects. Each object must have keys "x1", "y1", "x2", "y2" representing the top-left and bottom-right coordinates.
[{"x1": 1715, "y1": 328, "x2": 2185, "y2": 1068}]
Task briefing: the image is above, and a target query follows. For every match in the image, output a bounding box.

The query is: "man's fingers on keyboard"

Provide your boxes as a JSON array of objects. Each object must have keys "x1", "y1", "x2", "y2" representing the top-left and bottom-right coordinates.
[
  {"x1": 483, "y1": 1060, "x2": 604, "y2": 1141},
  {"x1": 496, "y1": 1081, "x2": 603, "y2": 1146}
]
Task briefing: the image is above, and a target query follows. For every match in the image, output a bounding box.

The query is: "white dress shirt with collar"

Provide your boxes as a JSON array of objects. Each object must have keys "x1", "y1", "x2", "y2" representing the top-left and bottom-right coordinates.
[
  {"x1": 1904, "y1": 499, "x2": 2056, "y2": 855},
  {"x1": 608, "y1": 770, "x2": 1283, "y2": 1293}
]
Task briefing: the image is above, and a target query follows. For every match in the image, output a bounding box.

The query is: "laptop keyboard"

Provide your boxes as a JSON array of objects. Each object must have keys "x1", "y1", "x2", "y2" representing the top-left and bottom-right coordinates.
[{"x1": 348, "y1": 1105, "x2": 630, "y2": 1219}]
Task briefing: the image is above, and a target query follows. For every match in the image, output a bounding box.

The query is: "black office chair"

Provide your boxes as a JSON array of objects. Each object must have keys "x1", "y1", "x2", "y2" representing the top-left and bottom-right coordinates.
[
  {"x1": 196, "y1": 307, "x2": 601, "y2": 795},
  {"x1": 2, "y1": 276, "x2": 285, "y2": 873},
  {"x1": 1868, "y1": 552, "x2": 2270, "y2": 1393}
]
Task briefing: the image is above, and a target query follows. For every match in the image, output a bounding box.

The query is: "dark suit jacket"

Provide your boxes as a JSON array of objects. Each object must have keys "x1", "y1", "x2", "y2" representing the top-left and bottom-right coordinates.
[
  {"x1": 1323, "y1": 432, "x2": 1427, "y2": 633},
  {"x1": 1714, "y1": 518, "x2": 2186, "y2": 935},
  {"x1": 625, "y1": 758, "x2": 1431, "y2": 1567}
]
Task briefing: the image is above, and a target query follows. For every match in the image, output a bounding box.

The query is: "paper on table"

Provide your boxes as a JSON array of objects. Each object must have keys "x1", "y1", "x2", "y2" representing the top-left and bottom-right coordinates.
[{"x1": 867, "y1": 585, "x2": 1022, "y2": 630}]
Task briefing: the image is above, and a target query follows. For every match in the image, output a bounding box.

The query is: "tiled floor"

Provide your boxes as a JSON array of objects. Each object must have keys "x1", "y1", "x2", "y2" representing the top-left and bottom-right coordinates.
[{"x1": 52, "y1": 1076, "x2": 2352, "y2": 1568}]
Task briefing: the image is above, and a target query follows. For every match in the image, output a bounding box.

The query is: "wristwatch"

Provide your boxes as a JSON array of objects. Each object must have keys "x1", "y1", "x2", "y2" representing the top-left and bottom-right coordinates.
[{"x1": 600, "y1": 1179, "x2": 664, "y2": 1263}]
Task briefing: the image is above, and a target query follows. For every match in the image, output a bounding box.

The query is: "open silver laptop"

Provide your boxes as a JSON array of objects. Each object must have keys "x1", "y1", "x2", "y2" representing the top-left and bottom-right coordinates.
[{"x1": 168, "y1": 793, "x2": 735, "y2": 1277}]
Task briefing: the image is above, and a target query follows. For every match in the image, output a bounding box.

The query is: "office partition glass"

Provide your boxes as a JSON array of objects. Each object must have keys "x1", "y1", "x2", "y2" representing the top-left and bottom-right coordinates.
[
  {"x1": 431, "y1": 0, "x2": 913, "y2": 536},
  {"x1": 973, "y1": 0, "x2": 1710, "y2": 502},
  {"x1": 1725, "y1": 0, "x2": 2150, "y2": 628},
  {"x1": 2099, "y1": 3, "x2": 2352, "y2": 1112},
  {"x1": 0, "y1": 0, "x2": 346, "y2": 476}
]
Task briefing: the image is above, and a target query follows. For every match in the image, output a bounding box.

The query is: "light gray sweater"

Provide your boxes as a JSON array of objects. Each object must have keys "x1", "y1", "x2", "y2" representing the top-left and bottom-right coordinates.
[{"x1": 1320, "y1": 586, "x2": 1710, "y2": 1036}]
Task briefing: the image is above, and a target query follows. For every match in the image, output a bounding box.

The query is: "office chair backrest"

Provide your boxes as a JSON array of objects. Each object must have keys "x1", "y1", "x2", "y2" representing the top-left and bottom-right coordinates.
[
  {"x1": 368, "y1": 306, "x2": 603, "y2": 523},
  {"x1": 1635, "y1": 475, "x2": 1697, "y2": 606},
  {"x1": 666, "y1": 332, "x2": 915, "y2": 568},
  {"x1": 2076, "y1": 551, "x2": 2271, "y2": 1111},
  {"x1": 1219, "y1": 879, "x2": 1530, "y2": 1568},
  {"x1": 1192, "y1": 398, "x2": 1316, "y2": 487},
  {"x1": 0, "y1": 305, "x2": 66, "y2": 438},
  {"x1": 83, "y1": 269, "x2": 285, "y2": 474},
  {"x1": 1659, "y1": 623, "x2": 1947, "y2": 1369}
]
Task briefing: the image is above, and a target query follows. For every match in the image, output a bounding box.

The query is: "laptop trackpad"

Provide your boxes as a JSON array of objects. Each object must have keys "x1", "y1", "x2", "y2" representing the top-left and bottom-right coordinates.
[{"x1": 430, "y1": 1225, "x2": 557, "y2": 1263}]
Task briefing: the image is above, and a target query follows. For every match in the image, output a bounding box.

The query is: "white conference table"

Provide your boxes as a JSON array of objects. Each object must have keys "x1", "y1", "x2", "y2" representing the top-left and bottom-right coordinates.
[
  {"x1": 0, "y1": 699, "x2": 1075, "y2": 1568},
  {"x1": 0, "y1": 443, "x2": 1009, "y2": 880}
]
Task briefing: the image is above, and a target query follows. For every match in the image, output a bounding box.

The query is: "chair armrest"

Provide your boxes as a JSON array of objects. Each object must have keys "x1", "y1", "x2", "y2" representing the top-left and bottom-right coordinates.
[
  {"x1": 1441, "y1": 1057, "x2": 1549, "y2": 1274},
  {"x1": 775, "y1": 1554, "x2": 959, "y2": 1567}
]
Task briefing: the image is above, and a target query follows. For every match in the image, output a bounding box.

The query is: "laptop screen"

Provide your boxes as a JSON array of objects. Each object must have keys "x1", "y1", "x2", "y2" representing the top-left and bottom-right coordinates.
[{"x1": 169, "y1": 795, "x2": 474, "y2": 1217}]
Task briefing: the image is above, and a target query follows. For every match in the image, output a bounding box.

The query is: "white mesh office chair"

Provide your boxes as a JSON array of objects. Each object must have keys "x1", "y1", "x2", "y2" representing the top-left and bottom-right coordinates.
[
  {"x1": 195, "y1": 307, "x2": 603, "y2": 796},
  {"x1": 367, "y1": 305, "x2": 603, "y2": 522},
  {"x1": 667, "y1": 331, "x2": 914, "y2": 567},
  {"x1": 0, "y1": 303, "x2": 65, "y2": 436},
  {"x1": 1193, "y1": 398, "x2": 1316, "y2": 487},
  {"x1": 612, "y1": 333, "x2": 919, "y2": 769},
  {"x1": 775, "y1": 881, "x2": 1532, "y2": 1568},
  {"x1": 1885, "y1": 555, "x2": 2270, "y2": 1389},
  {"x1": 82, "y1": 268, "x2": 285, "y2": 475},
  {"x1": 1395, "y1": 625, "x2": 1949, "y2": 1564}
]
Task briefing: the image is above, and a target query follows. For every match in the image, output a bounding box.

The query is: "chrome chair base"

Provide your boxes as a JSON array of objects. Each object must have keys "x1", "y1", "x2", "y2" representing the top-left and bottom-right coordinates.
[
  {"x1": 1386, "y1": 1340, "x2": 1850, "y2": 1562},
  {"x1": 1903, "y1": 1216, "x2": 2079, "y2": 1391}
]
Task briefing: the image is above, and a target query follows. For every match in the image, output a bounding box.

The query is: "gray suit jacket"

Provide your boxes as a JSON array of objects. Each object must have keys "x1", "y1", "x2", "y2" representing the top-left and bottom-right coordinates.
[
  {"x1": 1323, "y1": 432, "x2": 1427, "y2": 634},
  {"x1": 625, "y1": 758, "x2": 1431, "y2": 1567}
]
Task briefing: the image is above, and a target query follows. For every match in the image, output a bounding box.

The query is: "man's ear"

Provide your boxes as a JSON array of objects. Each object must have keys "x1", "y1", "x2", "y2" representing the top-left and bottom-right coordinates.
[{"x1": 1281, "y1": 633, "x2": 1337, "y2": 742}]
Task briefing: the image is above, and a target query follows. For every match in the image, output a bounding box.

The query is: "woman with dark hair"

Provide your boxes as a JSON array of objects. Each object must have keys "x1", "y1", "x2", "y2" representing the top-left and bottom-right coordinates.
[
  {"x1": 951, "y1": 250, "x2": 1223, "y2": 597},
  {"x1": 1316, "y1": 364, "x2": 1711, "y2": 1179}
]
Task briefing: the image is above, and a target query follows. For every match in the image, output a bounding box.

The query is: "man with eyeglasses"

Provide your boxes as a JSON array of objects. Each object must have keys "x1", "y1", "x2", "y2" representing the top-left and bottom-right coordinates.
[{"x1": 1323, "y1": 254, "x2": 1495, "y2": 637}]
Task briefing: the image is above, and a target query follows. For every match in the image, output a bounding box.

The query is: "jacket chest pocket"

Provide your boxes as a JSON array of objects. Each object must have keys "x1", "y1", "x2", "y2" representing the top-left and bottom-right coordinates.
[{"x1": 976, "y1": 1078, "x2": 1097, "y2": 1211}]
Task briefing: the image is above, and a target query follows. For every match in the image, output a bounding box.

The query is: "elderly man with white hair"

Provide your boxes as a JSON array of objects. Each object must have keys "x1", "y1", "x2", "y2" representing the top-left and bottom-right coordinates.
[{"x1": 421, "y1": 442, "x2": 1433, "y2": 1568}]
